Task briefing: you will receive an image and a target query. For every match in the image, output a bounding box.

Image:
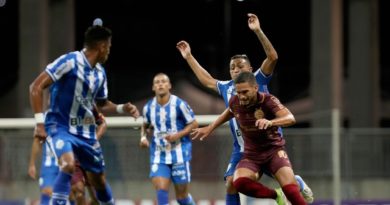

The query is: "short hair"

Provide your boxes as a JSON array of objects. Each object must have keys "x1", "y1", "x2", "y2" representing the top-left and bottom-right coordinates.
[
  {"x1": 233, "y1": 71, "x2": 257, "y2": 86},
  {"x1": 84, "y1": 25, "x2": 112, "y2": 48},
  {"x1": 230, "y1": 54, "x2": 251, "y2": 66}
]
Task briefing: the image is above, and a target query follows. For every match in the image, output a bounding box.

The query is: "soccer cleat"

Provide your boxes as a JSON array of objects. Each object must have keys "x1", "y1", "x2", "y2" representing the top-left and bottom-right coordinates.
[
  {"x1": 275, "y1": 188, "x2": 290, "y2": 205},
  {"x1": 295, "y1": 175, "x2": 314, "y2": 203}
]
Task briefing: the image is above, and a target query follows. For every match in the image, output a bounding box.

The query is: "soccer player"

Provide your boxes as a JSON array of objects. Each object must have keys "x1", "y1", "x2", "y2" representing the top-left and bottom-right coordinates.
[
  {"x1": 29, "y1": 22, "x2": 140, "y2": 205},
  {"x1": 176, "y1": 13, "x2": 313, "y2": 204},
  {"x1": 28, "y1": 138, "x2": 59, "y2": 205},
  {"x1": 192, "y1": 71, "x2": 307, "y2": 205},
  {"x1": 28, "y1": 109, "x2": 105, "y2": 205},
  {"x1": 140, "y1": 73, "x2": 199, "y2": 205}
]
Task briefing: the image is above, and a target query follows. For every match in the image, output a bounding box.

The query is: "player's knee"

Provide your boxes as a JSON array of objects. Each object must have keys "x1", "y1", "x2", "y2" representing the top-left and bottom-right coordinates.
[
  {"x1": 60, "y1": 161, "x2": 76, "y2": 174},
  {"x1": 225, "y1": 177, "x2": 238, "y2": 194},
  {"x1": 41, "y1": 187, "x2": 53, "y2": 196}
]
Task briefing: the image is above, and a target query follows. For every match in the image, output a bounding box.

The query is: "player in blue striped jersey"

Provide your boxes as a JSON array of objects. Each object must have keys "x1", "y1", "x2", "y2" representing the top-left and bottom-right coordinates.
[
  {"x1": 29, "y1": 24, "x2": 140, "y2": 205},
  {"x1": 28, "y1": 138, "x2": 59, "y2": 205},
  {"x1": 177, "y1": 13, "x2": 313, "y2": 205},
  {"x1": 140, "y1": 73, "x2": 198, "y2": 205}
]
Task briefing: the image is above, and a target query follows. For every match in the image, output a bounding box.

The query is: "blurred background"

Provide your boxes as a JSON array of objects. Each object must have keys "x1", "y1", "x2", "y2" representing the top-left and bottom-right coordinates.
[{"x1": 0, "y1": 0, "x2": 389, "y2": 204}]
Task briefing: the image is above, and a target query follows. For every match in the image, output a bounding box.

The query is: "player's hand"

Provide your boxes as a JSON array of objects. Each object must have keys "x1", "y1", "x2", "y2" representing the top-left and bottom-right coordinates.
[
  {"x1": 191, "y1": 126, "x2": 212, "y2": 141},
  {"x1": 255, "y1": 118, "x2": 273, "y2": 130},
  {"x1": 139, "y1": 136, "x2": 149, "y2": 148},
  {"x1": 165, "y1": 134, "x2": 180, "y2": 143},
  {"x1": 34, "y1": 124, "x2": 47, "y2": 142},
  {"x1": 176, "y1": 40, "x2": 192, "y2": 59},
  {"x1": 123, "y1": 102, "x2": 140, "y2": 119},
  {"x1": 248, "y1": 13, "x2": 261, "y2": 32},
  {"x1": 28, "y1": 164, "x2": 37, "y2": 180}
]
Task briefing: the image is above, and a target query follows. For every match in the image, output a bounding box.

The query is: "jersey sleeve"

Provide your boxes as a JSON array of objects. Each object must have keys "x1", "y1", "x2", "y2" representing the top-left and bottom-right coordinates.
[
  {"x1": 216, "y1": 80, "x2": 230, "y2": 96},
  {"x1": 253, "y1": 68, "x2": 272, "y2": 93},
  {"x1": 45, "y1": 53, "x2": 75, "y2": 82},
  {"x1": 95, "y1": 73, "x2": 108, "y2": 100},
  {"x1": 142, "y1": 103, "x2": 150, "y2": 124},
  {"x1": 264, "y1": 94, "x2": 285, "y2": 114}
]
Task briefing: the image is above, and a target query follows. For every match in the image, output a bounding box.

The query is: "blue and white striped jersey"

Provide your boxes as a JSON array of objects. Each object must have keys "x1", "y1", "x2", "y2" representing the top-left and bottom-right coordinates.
[
  {"x1": 143, "y1": 95, "x2": 195, "y2": 164},
  {"x1": 216, "y1": 68, "x2": 272, "y2": 154},
  {"x1": 44, "y1": 50, "x2": 108, "y2": 139}
]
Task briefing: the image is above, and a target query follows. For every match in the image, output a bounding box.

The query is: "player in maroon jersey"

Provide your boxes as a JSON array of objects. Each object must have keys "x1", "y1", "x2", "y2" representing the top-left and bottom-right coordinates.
[{"x1": 192, "y1": 71, "x2": 306, "y2": 205}]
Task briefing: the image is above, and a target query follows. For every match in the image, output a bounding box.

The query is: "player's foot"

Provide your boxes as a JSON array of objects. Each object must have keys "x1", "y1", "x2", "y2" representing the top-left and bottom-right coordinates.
[
  {"x1": 275, "y1": 188, "x2": 289, "y2": 205},
  {"x1": 295, "y1": 175, "x2": 314, "y2": 203}
]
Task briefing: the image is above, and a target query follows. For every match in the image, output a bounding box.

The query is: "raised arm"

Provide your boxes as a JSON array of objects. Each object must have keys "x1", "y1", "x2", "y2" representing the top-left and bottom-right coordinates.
[
  {"x1": 176, "y1": 40, "x2": 218, "y2": 92},
  {"x1": 191, "y1": 108, "x2": 234, "y2": 141},
  {"x1": 248, "y1": 13, "x2": 278, "y2": 76}
]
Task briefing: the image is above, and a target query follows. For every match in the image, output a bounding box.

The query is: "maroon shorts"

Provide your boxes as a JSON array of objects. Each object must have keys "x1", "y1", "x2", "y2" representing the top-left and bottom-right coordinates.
[
  {"x1": 71, "y1": 161, "x2": 89, "y2": 186},
  {"x1": 236, "y1": 148, "x2": 292, "y2": 175}
]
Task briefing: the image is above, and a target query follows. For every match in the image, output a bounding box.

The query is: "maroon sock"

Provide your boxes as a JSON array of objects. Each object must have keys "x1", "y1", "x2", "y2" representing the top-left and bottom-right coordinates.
[
  {"x1": 282, "y1": 184, "x2": 307, "y2": 205},
  {"x1": 233, "y1": 177, "x2": 277, "y2": 198}
]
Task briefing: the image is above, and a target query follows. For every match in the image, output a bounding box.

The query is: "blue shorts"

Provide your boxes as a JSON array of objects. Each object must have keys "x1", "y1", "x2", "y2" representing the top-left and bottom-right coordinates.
[
  {"x1": 39, "y1": 165, "x2": 59, "y2": 189},
  {"x1": 47, "y1": 128, "x2": 105, "y2": 173},
  {"x1": 224, "y1": 152, "x2": 242, "y2": 180},
  {"x1": 150, "y1": 162, "x2": 191, "y2": 184}
]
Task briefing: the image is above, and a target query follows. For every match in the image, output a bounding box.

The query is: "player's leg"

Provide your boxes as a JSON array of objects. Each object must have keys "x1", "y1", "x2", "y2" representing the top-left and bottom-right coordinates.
[
  {"x1": 232, "y1": 161, "x2": 277, "y2": 199},
  {"x1": 172, "y1": 162, "x2": 195, "y2": 205},
  {"x1": 270, "y1": 149, "x2": 306, "y2": 205},
  {"x1": 78, "y1": 139, "x2": 114, "y2": 205},
  {"x1": 39, "y1": 163, "x2": 59, "y2": 205},
  {"x1": 70, "y1": 162, "x2": 87, "y2": 205},
  {"x1": 294, "y1": 175, "x2": 314, "y2": 203},
  {"x1": 85, "y1": 172, "x2": 114, "y2": 205},
  {"x1": 39, "y1": 187, "x2": 53, "y2": 205},
  {"x1": 47, "y1": 134, "x2": 76, "y2": 205},
  {"x1": 150, "y1": 163, "x2": 171, "y2": 205},
  {"x1": 224, "y1": 152, "x2": 242, "y2": 205}
]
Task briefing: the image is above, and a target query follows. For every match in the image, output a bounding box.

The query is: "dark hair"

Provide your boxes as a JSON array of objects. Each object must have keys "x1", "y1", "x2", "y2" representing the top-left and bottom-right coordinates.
[
  {"x1": 233, "y1": 71, "x2": 256, "y2": 85},
  {"x1": 84, "y1": 25, "x2": 112, "y2": 48},
  {"x1": 230, "y1": 54, "x2": 251, "y2": 66}
]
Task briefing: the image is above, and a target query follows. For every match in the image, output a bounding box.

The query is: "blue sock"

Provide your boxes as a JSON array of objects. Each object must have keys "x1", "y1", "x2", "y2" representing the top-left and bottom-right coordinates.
[
  {"x1": 96, "y1": 183, "x2": 114, "y2": 205},
  {"x1": 157, "y1": 190, "x2": 169, "y2": 205},
  {"x1": 52, "y1": 171, "x2": 72, "y2": 205},
  {"x1": 40, "y1": 193, "x2": 51, "y2": 205},
  {"x1": 177, "y1": 194, "x2": 195, "y2": 205},
  {"x1": 226, "y1": 193, "x2": 240, "y2": 205}
]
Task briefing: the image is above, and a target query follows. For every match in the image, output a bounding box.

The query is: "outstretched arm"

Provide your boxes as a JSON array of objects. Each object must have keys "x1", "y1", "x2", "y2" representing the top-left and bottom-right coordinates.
[
  {"x1": 191, "y1": 108, "x2": 234, "y2": 141},
  {"x1": 248, "y1": 13, "x2": 278, "y2": 76},
  {"x1": 96, "y1": 99, "x2": 140, "y2": 119},
  {"x1": 176, "y1": 40, "x2": 218, "y2": 92}
]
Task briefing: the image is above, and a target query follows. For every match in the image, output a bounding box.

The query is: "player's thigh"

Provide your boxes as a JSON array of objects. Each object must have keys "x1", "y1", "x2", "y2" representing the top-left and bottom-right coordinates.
[
  {"x1": 150, "y1": 163, "x2": 171, "y2": 190},
  {"x1": 171, "y1": 162, "x2": 191, "y2": 184},
  {"x1": 234, "y1": 159, "x2": 260, "y2": 181},
  {"x1": 268, "y1": 149, "x2": 296, "y2": 186},
  {"x1": 85, "y1": 171, "x2": 106, "y2": 189}
]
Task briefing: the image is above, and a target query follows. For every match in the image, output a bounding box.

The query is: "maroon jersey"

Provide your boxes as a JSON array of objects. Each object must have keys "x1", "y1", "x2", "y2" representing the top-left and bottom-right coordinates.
[{"x1": 228, "y1": 92, "x2": 286, "y2": 163}]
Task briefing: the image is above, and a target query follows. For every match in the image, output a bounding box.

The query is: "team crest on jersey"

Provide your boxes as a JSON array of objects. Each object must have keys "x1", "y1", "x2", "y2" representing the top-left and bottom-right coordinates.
[
  {"x1": 151, "y1": 164, "x2": 158, "y2": 173},
  {"x1": 55, "y1": 139, "x2": 65, "y2": 150},
  {"x1": 254, "y1": 108, "x2": 264, "y2": 119}
]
